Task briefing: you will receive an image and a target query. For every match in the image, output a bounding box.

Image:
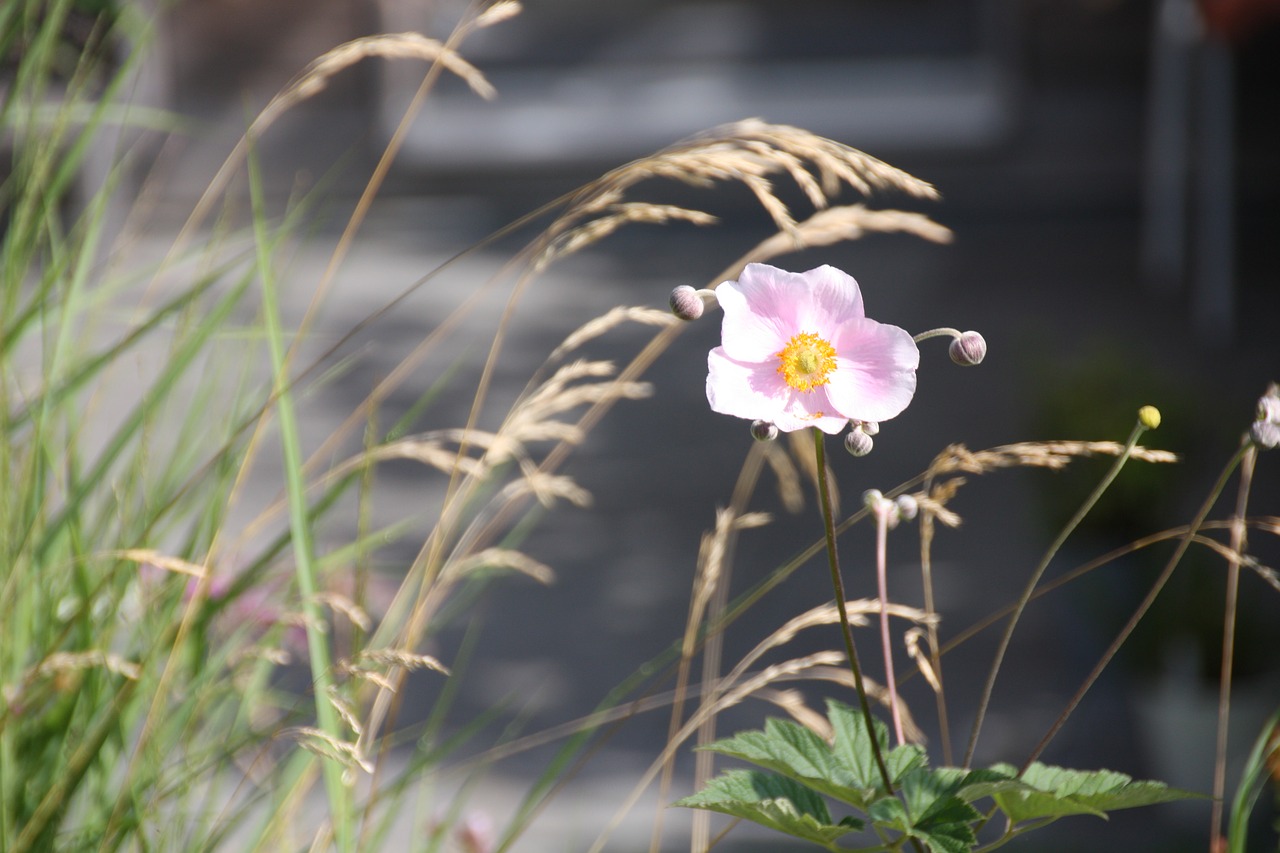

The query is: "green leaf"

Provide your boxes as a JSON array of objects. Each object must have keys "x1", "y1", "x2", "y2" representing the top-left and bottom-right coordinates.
[
  {"x1": 674, "y1": 769, "x2": 862, "y2": 847},
  {"x1": 867, "y1": 769, "x2": 982, "y2": 853},
  {"x1": 701, "y1": 716, "x2": 878, "y2": 808},
  {"x1": 827, "y1": 699, "x2": 893, "y2": 789},
  {"x1": 989, "y1": 762, "x2": 1202, "y2": 824}
]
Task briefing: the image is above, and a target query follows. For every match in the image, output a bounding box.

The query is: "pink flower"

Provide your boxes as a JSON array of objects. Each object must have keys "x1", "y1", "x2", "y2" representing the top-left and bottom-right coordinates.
[{"x1": 706, "y1": 264, "x2": 919, "y2": 434}]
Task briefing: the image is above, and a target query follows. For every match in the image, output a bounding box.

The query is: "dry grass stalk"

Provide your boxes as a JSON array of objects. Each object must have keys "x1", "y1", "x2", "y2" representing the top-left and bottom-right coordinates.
[
  {"x1": 497, "y1": 471, "x2": 593, "y2": 510},
  {"x1": 796, "y1": 665, "x2": 925, "y2": 744},
  {"x1": 550, "y1": 307, "x2": 679, "y2": 362},
  {"x1": 257, "y1": 34, "x2": 494, "y2": 138},
  {"x1": 691, "y1": 510, "x2": 771, "y2": 624},
  {"x1": 285, "y1": 726, "x2": 373, "y2": 774},
  {"x1": 754, "y1": 688, "x2": 835, "y2": 740},
  {"x1": 312, "y1": 592, "x2": 372, "y2": 632},
  {"x1": 904, "y1": 627, "x2": 941, "y2": 693},
  {"x1": 444, "y1": 547, "x2": 556, "y2": 584},
  {"x1": 342, "y1": 648, "x2": 449, "y2": 675},
  {"x1": 535, "y1": 204, "x2": 718, "y2": 271},
  {"x1": 115, "y1": 549, "x2": 206, "y2": 579},
  {"x1": 930, "y1": 441, "x2": 1179, "y2": 477},
  {"x1": 761, "y1": 440, "x2": 806, "y2": 514},
  {"x1": 326, "y1": 685, "x2": 363, "y2": 736},
  {"x1": 556, "y1": 119, "x2": 937, "y2": 254},
  {"x1": 726, "y1": 599, "x2": 936, "y2": 689},
  {"x1": 588, "y1": 651, "x2": 848, "y2": 853},
  {"x1": 30, "y1": 650, "x2": 141, "y2": 682},
  {"x1": 474, "y1": 0, "x2": 523, "y2": 29}
]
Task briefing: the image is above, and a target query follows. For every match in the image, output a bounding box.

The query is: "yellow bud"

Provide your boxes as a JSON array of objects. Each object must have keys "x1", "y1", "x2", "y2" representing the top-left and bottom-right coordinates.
[{"x1": 1138, "y1": 405, "x2": 1161, "y2": 430}]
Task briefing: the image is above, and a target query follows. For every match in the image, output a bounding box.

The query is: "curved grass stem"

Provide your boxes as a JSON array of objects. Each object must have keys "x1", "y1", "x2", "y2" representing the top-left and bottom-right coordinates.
[
  {"x1": 1210, "y1": 442, "x2": 1257, "y2": 847},
  {"x1": 1021, "y1": 441, "x2": 1250, "y2": 771},
  {"x1": 963, "y1": 419, "x2": 1149, "y2": 768}
]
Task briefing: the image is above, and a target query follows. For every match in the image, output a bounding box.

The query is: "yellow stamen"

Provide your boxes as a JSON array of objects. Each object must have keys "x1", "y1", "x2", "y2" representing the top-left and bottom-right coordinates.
[{"x1": 775, "y1": 331, "x2": 837, "y2": 392}]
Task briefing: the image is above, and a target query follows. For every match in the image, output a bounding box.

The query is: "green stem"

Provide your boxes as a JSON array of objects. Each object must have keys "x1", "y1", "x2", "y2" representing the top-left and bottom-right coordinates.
[
  {"x1": 812, "y1": 429, "x2": 894, "y2": 793},
  {"x1": 249, "y1": 146, "x2": 351, "y2": 850},
  {"x1": 1211, "y1": 442, "x2": 1254, "y2": 846},
  {"x1": 964, "y1": 420, "x2": 1148, "y2": 768},
  {"x1": 1021, "y1": 441, "x2": 1250, "y2": 771}
]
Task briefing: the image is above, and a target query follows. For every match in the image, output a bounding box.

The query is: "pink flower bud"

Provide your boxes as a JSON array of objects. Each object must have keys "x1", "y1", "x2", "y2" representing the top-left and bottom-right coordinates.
[
  {"x1": 669, "y1": 285, "x2": 704, "y2": 321},
  {"x1": 948, "y1": 331, "x2": 987, "y2": 367},
  {"x1": 750, "y1": 419, "x2": 778, "y2": 442},
  {"x1": 844, "y1": 428, "x2": 874, "y2": 457}
]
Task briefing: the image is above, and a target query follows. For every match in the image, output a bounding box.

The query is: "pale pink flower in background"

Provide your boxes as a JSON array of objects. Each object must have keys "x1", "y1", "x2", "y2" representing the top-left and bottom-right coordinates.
[{"x1": 706, "y1": 263, "x2": 919, "y2": 433}]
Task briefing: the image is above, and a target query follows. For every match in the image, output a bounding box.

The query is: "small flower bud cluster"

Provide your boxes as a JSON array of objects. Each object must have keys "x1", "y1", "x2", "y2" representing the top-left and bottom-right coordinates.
[
  {"x1": 861, "y1": 489, "x2": 919, "y2": 528},
  {"x1": 1251, "y1": 383, "x2": 1280, "y2": 450},
  {"x1": 844, "y1": 420, "x2": 877, "y2": 457}
]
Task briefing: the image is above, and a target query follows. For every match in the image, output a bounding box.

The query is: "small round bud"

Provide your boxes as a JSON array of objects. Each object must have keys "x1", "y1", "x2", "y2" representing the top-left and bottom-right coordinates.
[
  {"x1": 895, "y1": 494, "x2": 919, "y2": 521},
  {"x1": 750, "y1": 419, "x2": 778, "y2": 442},
  {"x1": 844, "y1": 428, "x2": 874, "y2": 457},
  {"x1": 854, "y1": 420, "x2": 879, "y2": 437},
  {"x1": 948, "y1": 331, "x2": 987, "y2": 367},
  {"x1": 1138, "y1": 405, "x2": 1162, "y2": 430},
  {"x1": 862, "y1": 489, "x2": 884, "y2": 509},
  {"x1": 669, "y1": 285, "x2": 704, "y2": 321},
  {"x1": 1252, "y1": 419, "x2": 1280, "y2": 450}
]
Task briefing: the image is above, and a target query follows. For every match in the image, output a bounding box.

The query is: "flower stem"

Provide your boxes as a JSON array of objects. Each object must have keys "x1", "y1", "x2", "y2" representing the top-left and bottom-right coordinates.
[
  {"x1": 874, "y1": 500, "x2": 905, "y2": 746},
  {"x1": 812, "y1": 429, "x2": 894, "y2": 793},
  {"x1": 911, "y1": 327, "x2": 962, "y2": 343},
  {"x1": 1021, "y1": 441, "x2": 1250, "y2": 771},
  {"x1": 1210, "y1": 442, "x2": 1256, "y2": 847},
  {"x1": 964, "y1": 419, "x2": 1148, "y2": 768}
]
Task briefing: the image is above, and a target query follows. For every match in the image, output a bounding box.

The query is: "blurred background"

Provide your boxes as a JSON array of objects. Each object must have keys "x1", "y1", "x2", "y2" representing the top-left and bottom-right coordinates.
[{"x1": 67, "y1": 0, "x2": 1280, "y2": 848}]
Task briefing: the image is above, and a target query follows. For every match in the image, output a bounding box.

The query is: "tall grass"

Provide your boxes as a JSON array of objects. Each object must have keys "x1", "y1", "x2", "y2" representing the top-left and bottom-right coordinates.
[{"x1": 2, "y1": 1, "x2": 1276, "y2": 851}]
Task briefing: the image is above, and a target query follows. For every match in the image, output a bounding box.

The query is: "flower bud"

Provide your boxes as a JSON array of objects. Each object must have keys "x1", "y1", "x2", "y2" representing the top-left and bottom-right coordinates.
[
  {"x1": 862, "y1": 489, "x2": 884, "y2": 509},
  {"x1": 1138, "y1": 405, "x2": 1161, "y2": 430},
  {"x1": 750, "y1": 419, "x2": 778, "y2": 442},
  {"x1": 1252, "y1": 419, "x2": 1280, "y2": 450},
  {"x1": 669, "y1": 285, "x2": 704, "y2": 321},
  {"x1": 853, "y1": 420, "x2": 879, "y2": 437},
  {"x1": 895, "y1": 494, "x2": 919, "y2": 521},
  {"x1": 948, "y1": 331, "x2": 987, "y2": 367},
  {"x1": 1257, "y1": 384, "x2": 1280, "y2": 424},
  {"x1": 844, "y1": 427, "x2": 873, "y2": 457}
]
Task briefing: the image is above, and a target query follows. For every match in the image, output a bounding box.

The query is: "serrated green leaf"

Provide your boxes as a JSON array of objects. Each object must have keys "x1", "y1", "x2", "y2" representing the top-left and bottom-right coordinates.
[
  {"x1": 674, "y1": 769, "x2": 862, "y2": 846},
  {"x1": 988, "y1": 762, "x2": 1202, "y2": 824},
  {"x1": 827, "y1": 699, "x2": 894, "y2": 789},
  {"x1": 702, "y1": 712, "x2": 882, "y2": 808},
  {"x1": 864, "y1": 769, "x2": 980, "y2": 853}
]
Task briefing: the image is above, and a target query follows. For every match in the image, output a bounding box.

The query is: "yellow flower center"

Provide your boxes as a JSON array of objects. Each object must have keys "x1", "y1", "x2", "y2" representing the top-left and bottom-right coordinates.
[{"x1": 775, "y1": 331, "x2": 837, "y2": 392}]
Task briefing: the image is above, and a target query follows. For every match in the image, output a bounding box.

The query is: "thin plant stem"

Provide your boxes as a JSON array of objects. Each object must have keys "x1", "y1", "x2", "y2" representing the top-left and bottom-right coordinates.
[
  {"x1": 1022, "y1": 442, "x2": 1250, "y2": 770},
  {"x1": 248, "y1": 145, "x2": 351, "y2": 849},
  {"x1": 649, "y1": 443, "x2": 765, "y2": 853},
  {"x1": 963, "y1": 419, "x2": 1148, "y2": 768},
  {"x1": 918, "y1": 472, "x2": 953, "y2": 765},
  {"x1": 812, "y1": 429, "x2": 894, "y2": 792},
  {"x1": 1210, "y1": 443, "x2": 1257, "y2": 848},
  {"x1": 874, "y1": 500, "x2": 905, "y2": 746}
]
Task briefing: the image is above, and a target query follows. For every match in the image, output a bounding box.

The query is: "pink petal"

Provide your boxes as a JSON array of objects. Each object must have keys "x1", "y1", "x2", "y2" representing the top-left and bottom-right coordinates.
[
  {"x1": 706, "y1": 347, "x2": 789, "y2": 420},
  {"x1": 717, "y1": 264, "x2": 866, "y2": 363},
  {"x1": 826, "y1": 319, "x2": 920, "y2": 423},
  {"x1": 790, "y1": 265, "x2": 866, "y2": 332},
  {"x1": 707, "y1": 348, "x2": 851, "y2": 434}
]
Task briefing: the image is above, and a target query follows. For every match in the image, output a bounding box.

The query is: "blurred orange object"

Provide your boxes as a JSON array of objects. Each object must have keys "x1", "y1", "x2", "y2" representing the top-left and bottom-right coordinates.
[{"x1": 1196, "y1": 0, "x2": 1280, "y2": 41}]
